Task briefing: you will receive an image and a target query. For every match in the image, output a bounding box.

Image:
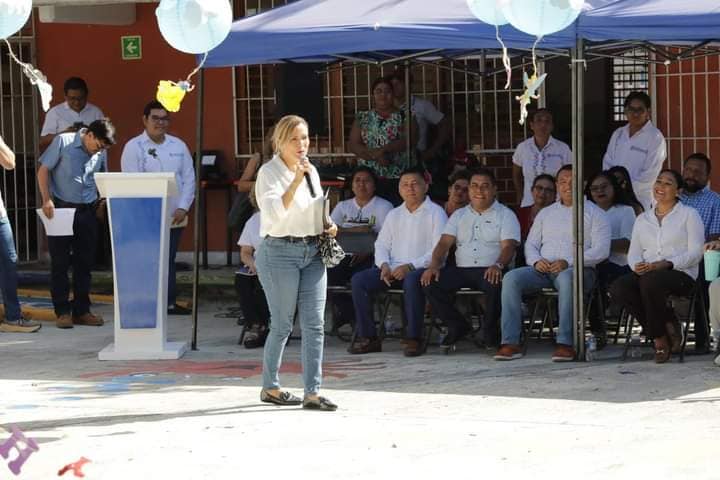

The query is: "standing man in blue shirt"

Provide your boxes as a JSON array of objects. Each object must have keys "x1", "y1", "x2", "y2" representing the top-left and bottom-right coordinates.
[
  {"x1": 37, "y1": 118, "x2": 116, "y2": 329},
  {"x1": 120, "y1": 101, "x2": 196, "y2": 315}
]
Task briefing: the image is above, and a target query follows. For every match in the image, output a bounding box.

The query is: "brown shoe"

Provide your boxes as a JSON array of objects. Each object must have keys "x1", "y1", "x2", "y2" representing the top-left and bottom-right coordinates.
[
  {"x1": 551, "y1": 344, "x2": 576, "y2": 362},
  {"x1": 493, "y1": 344, "x2": 523, "y2": 361},
  {"x1": 73, "y1": 312, "x2": 104, "y2": 326},
  {"x1": 666, "y1": 320, "x2": 682, "y2": 354},
  {"x1": 403, "y1": 338, "x2": 424, "y2": 357},
  {"x1": 348, "y1": 337, "x2": 382, "y2": 354},
  {"x1": 654, "y1": 337, "x2": 671, "y2": 364},
  {"x1": 56, "y1": 314, "x2": 73, "y2": 329}
]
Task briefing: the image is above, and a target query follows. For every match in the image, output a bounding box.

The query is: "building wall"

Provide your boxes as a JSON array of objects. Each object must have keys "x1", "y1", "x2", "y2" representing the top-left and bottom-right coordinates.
[
  {"x1": 655, "y1": 52, "x2": 720, "y2": 185},
  {"x1": 35, "y1": 4, "x2": 236, "y2": 253}
]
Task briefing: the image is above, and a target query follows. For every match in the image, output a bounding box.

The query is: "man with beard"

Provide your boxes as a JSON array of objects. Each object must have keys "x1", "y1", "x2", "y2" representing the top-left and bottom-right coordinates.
[{"x1": 681, "y1": 153, "x2": 720, "y2": 241}]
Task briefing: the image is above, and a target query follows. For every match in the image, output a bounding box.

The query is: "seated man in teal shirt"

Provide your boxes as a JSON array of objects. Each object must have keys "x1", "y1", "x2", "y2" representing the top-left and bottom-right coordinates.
[{"x1": 37, "y1": 118, "x2": 116, "y2": 329}]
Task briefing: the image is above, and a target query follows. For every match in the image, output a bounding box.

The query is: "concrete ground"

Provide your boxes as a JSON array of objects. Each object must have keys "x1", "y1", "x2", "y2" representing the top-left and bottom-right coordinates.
[{"x1": 1, "y1": 298, "x2": 719, "y2": 480}]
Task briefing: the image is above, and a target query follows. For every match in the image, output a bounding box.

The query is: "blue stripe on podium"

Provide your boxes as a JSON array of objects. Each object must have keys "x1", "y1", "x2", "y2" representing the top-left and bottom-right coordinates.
[{"x1": 110, "y1": 197, "x2": 162, "y2": 329}]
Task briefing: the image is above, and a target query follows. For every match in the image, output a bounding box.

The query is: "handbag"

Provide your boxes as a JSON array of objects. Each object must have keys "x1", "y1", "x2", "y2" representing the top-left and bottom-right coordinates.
[
  {"x1": 227, "y1": 191, "x2": 254, "y2": 232},
  {"x1": 318, "y1": 233, "x2": 345, "y2": 268}
]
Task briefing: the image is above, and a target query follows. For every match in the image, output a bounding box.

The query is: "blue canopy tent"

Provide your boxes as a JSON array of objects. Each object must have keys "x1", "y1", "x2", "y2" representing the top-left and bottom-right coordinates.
[{"x1": 189, "y1": 0, "x2": 720, "y2": 354}]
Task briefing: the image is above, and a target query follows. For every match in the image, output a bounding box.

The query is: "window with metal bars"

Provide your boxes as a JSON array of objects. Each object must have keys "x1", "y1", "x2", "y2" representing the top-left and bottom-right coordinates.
[{"x1": 612, "y1": 49, "x2": 649, "y2": 122}]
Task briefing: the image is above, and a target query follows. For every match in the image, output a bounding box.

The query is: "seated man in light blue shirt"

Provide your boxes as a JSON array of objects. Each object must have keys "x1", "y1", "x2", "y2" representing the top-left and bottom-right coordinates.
[
  {"x1": 37, "y1": 118, "x2": 116, "y2": 329},
  {"x1": 421, "y1": 169, "x2": 520, "y2": 350},
  {"x1": 121, "y1": 100, "x2": 196, "y2": 315},
  {"x1": 494, "y1": 165, "x2": 611, "y2": 362}
]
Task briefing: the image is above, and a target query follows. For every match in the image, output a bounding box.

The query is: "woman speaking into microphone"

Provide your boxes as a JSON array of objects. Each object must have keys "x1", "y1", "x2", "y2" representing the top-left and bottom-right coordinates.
[{"x1": 255, "y1": 115, "x2": 338, "y2": 411}]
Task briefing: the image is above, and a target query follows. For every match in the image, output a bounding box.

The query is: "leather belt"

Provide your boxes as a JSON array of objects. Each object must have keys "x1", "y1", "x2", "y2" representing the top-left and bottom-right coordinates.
[{"x1": 270, "y1": 235, "x2": 319, "y2": 244}]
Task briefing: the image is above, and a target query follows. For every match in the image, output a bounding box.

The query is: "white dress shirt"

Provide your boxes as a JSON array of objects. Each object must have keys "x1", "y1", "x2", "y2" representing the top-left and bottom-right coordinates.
[
  {"x1": 512, "y1": 136, "x2": 572, "y2": 207},
  {"x1": 603, "y1": 204, "x2": 636, "y2": 266},
  {"x1": 407, "y1": 96, "x2": 444, "y2": 152},
  {"x1": 40, "y1": 101, "x2": 104, "y2": 136},
  {"x1": 627, "y1": 202, "x2": 704, "y2": 279},
  {"x1": 255, "y1": 155, "x2": 324, "y2": 238},
  {"x1": 602, "y1": 121, "x2": 667, "y2": 211},
  {"x1": 374, "y1": 197, "x2": 447, "y2": 269},
  {"x1": 525, "y1": 201, "x2": 611, "y2": 268},
  {"x1": 331, "y1": 195, "x2": 393, "y2": 233},
  {"x1": 121, "y1": 131, "x2": 196, "y2": 227},
  {"x1": 238, "y1": 211, "x2": 262, "y2": 252},
  {"x1": 444, "y1": 201, "x2": 520, "y2": 268}
]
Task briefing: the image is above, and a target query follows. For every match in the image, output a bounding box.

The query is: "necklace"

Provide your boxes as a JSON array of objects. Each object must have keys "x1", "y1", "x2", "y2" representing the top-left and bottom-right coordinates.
[{"x1": 655, "y1": 205, "x2": 673, "y2": 216}]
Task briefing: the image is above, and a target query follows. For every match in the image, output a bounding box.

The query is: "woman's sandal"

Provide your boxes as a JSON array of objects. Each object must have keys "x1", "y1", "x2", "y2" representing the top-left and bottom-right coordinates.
[
  {"x1": 302, "y1": 396, "x2": 338, "y2": 412},
  {"x1": 654, "y1": 337, "x2": 671, "y2": 364},
  {"x1": 260, "y1": 389, "x2": 302, "y2": 406}
]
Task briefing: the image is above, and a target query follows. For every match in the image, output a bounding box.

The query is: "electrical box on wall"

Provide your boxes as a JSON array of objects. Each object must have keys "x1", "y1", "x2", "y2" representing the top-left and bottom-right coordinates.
[{"x1": 38, "y1": 4, "x2": 136, "y2": 26}]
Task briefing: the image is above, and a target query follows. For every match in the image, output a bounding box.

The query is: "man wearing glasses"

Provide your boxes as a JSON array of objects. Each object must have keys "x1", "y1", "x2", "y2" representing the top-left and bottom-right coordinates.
[
  {"x1": 120, "y1": 101, "x2": 196, "y2": 315},
  {"x1": 603, "y1": 91, "x2": 667, "y2": 211},
  {"x1": 39, "y1": 77, "x2": 105, "y2": 150},
  {"x1": 38, "y1": 118, "x2": 116, "y2": 329}
]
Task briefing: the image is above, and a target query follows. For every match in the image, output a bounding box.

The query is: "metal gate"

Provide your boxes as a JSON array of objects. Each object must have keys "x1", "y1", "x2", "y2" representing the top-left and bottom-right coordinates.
[{"x1": 0, "y1": 18, "x2": 40, "y2": 263}]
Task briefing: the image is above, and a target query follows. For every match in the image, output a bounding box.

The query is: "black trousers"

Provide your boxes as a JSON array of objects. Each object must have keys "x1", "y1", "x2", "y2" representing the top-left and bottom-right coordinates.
[
  {"x1": 423, "y1": 266, "x2": 501, "y2": 346},
  {"x1": 235, "y1": 273, "x2": 269, "y2": 328},
  {"x1": 609, "y1": 270, "x2": 695, "y2": 339},
  {"x1": 47, "y1": 203, "x2": 98, "y2": 317}
]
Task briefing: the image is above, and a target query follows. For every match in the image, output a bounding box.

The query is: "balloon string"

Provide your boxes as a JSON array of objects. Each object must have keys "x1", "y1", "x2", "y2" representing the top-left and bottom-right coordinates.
[
  {"x1": 496, "y1": 24, "x2": 512, "y2": 90},
  {"x1": 531, "y1": 36, "x2": 543, "y2": 77},
  {"x1": 4, "y1": 39, "x2": 29, "y2": 71},
  {"x1": 183, "y1": 52, "x2": 208, "y2": 92}
]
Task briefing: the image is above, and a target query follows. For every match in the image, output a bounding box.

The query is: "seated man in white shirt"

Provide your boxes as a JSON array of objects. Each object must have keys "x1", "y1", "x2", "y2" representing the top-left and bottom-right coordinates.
[
  {"x1": 495, "y1": 165, "x2": 611, "y2": 362},
  {"x1": 349, "y1": 167, "x2": 447, "y2": 357},
  {"x1": 421, "y1": 169, "x2": 520, "y2": 349},
  {"x1": 121, "y1": 100, "x2": 196, "y2": 315},
  {"x1": 40, "y1": 77, "x2": 105, "y2": 150},
  {"x1": 328, "y1": 166, "x2": 393, "y2": 329}
]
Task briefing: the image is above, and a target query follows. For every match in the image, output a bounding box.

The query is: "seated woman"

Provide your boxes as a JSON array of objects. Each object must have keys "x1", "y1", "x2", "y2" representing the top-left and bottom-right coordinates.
[
  {"x1": 609, "y1": 169, "x2": 704, "y2": 363},
  {"x1": 235, "y1": 187, "x2": 270, "y2": 349},
  {"x1": 585, "y1": 171, "x2": 636, "y2": 344},
  {"x1": 328, "y1": 166, "x2": 393, "y2": 330},
  {"x1": 348, "y1": 76, "x2": 416, "y2": 205},
  {"x1": 607, "y1": 165, "x2": 644, "y2": 215},
  {"x1": 515, "y1": 174, "x2": 555, "y2": 266}
]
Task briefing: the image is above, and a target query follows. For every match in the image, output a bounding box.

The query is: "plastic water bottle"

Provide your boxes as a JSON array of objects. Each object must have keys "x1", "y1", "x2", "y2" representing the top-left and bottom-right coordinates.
[
  {"x1": 438, "y1": 326, "x2": 448, "y2": 345},
  {"x1": 585, "y1": 334, "x2": 597, "y2": 362},
  {"x1": 630, "y1": 334, "x2": 642, "y2": 359},
  {"x1": 384, "y1": 315, "x2": 396, "y2": 336}
]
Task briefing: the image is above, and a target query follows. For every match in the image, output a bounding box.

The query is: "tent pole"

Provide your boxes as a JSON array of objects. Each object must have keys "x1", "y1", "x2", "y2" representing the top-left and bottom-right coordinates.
[
  {"x1": 404, "y1": 61, "x2": 412, "y2": 166},
  {"x1": 191, "y1": 68, "x2": 205, "y2": 351},
  {"x1": 571, "y1": 37, "x2": 586, "y2": 359}
]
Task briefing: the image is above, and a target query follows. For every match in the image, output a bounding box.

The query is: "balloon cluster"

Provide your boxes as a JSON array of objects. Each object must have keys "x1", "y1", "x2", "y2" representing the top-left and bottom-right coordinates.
[
  {"x1": 466, "y1": 0, "x2": 584, "y2": 124},
  {"x1": 0, "y1": 0, "x2": 53, "y2": 111},
  {"x1": 155, "y1": 0, "x2": 233, "y2": 111}
]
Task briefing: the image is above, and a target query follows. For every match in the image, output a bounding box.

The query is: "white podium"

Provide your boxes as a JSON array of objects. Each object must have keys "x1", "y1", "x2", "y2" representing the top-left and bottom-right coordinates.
[{"x1": 95, "y1": 172, "x2": 188, "y2": 360}]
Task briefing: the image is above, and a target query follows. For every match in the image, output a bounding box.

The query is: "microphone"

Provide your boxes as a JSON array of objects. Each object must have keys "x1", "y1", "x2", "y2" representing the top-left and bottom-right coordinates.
[{"x1": 302, "y1": 156, "x2": 316, "y2": 198}]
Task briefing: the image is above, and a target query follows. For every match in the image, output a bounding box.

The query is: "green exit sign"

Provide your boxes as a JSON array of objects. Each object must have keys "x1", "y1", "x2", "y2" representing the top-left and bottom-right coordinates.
[{"x1": 121, "y1": 35, "x2": 142, "y2": 60}]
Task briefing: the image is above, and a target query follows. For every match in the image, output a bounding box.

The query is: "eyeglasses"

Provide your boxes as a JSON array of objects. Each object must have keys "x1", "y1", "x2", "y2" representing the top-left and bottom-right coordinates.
[
  {"x1": 625, "y1": 106, "x2": 647, "y2": 114},
  {"x1": 150, "y1": 115, "x2": 171, "y2": 123},
  {"x1": 532, "y1": 185, "x2": 556, "y2": 194}
]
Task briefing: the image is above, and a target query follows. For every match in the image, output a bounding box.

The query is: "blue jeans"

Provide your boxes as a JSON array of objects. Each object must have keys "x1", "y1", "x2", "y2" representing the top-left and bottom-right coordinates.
[
  {"x1": 0, "y1": 218, "x2": 21, "y2": 321},
  {"x1": 500, "y1": 266, "x2": 596, "y2": 346},
  {"x1": 168, "y1": 227, "x2": 183, "y2": 305},
  {"x1": 350, "y1": 267, "x2": 426, "y2": 339},
  {"x1": 255, "y1": 237, "x2": 327, "y2": 396}
]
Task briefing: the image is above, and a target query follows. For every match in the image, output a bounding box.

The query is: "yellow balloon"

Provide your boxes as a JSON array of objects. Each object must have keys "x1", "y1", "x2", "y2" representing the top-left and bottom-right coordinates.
[{"x1": 156, "y1": 80, "x2": 186, "y2": 112}]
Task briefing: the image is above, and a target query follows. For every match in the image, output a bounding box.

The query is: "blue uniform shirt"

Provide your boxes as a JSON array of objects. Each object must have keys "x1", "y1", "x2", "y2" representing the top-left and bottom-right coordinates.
[{"x1": 40, "y1": 130, "x2": 106, "y2": 204}]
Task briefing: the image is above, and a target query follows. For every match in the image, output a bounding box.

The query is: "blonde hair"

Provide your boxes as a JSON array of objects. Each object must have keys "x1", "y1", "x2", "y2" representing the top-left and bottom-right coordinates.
[{"x1": 271, "y1": 115, "x2": 309, "y2": 155}]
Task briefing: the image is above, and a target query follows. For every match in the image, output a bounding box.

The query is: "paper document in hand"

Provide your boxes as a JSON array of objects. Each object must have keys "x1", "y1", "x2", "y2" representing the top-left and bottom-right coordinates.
[{"x1": 36, "y1": 208, "x2": 75, "y2": 236}]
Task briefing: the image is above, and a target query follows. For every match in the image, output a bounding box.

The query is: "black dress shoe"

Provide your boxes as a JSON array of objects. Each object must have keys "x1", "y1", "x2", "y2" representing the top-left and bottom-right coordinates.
[
  {"x1": 168, "y1": 304, "x2": 192, "y2": 315},
  {"x1": 441, "y1": 322, "x2": 472, "y2": 347}
]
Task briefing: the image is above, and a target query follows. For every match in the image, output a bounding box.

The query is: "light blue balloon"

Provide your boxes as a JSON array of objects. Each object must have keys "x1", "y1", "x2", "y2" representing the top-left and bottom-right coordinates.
[
  {"x1": 466, "y1": 0, "x2": 509, "y2": 26},
  {"x1": 156, "y1": 0, "x2": 233, "y2": 55},
  {"x1": 0, "y1": 0, "x2": 32, "y2": 40},
  {"x1": 502, "y1": 0, "x2": 583, "y2": 36}
]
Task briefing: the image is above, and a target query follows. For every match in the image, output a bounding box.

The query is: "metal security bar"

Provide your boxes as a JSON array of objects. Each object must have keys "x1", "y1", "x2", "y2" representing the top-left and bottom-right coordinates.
[
  {"x1": 0, "y1": 18, "x2": 40, "y2": 263},
  {"x1": 612, "y1": 48, "x2": 649, "y2": 122}
]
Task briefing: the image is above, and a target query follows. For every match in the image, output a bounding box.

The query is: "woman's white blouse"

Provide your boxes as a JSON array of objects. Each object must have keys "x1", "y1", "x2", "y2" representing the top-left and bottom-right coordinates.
[
  {"x1": 627, "y1": 202, "x2": 704, "y2": 279},
  {"x1": 256, "y1": 155, "x2": 325, "y2": 238}
]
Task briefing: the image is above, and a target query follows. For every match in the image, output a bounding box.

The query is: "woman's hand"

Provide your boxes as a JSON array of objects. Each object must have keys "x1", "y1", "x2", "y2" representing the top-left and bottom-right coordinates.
[
  {"x1": 246, "y1": 260, "x2": 257, "y2": 275},
  {"x1": 705, "y1": 240, "x2": 720, "y2": 251},
  {"x1": 324, "y1": 223, "x2": 338, "y2": 238},
  {"x1": 292, "y1": 159, "x2": 311, "y2": 186}
]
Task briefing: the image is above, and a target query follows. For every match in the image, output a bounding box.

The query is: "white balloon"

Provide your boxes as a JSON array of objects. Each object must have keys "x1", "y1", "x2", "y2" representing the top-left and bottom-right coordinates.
[
  {"x1": 466, "y1": 0, "x2": 509, "y2": 26},
  {"x1": 156, "y1": 0, "x2": 233, "y2": 55},
  {"x1": 0, "y1": 0, "x2": 32, "y2": 40},
  {"x1": 503, "y1": 0, "x2": 583, "y2": 36}
]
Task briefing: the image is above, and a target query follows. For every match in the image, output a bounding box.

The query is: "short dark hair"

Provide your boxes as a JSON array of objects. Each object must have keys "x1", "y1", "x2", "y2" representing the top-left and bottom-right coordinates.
[
  {"x1": 64, "y1": 77, "x2": 88, "y2": 95},
  {"x1": 399, "y1": 166, "x2": 426, "y2": 183},
  {"x1": 584, "y1": 171, "x2": 630, "y2": 207},
  {"x1": 685, "y1": 152, "x2": 711, "y2": 175},
  {"x1": 658, "y1": 168, "x2": 685, "y2": 190},
  {"x1": 532, "y1": 173, "x2": 556, "y2": 187},
  {"x1": 469, "y1": 167, "x2": 496, "y2": 186},
  {"x1": 350, "y1": 165, "x2": 378, "y2": 186},
  {"x1": 388, "y1": 67, "x2": 414, "y2": 85},
  {"x1": 87, "y1": 118, "x2": 116, "y2": 146},
  {"x1": 143, "y1": 100, "x2": 167, "y2": 118},
  {"x1": 529, "y1": 108, "x2": 553, "y2": 123},
  {"x1": 557, "y1": 164, "x2": 573, "y2": 176},
  {"x1": 449, "y1": 169, "x2": 472, "y2": 186},
  {"x1": 624, "y1": 91, "x2": 651, "y2": 110},
  {"x1": 370, "y1": 76, "x2": 393, "y2": 94}
]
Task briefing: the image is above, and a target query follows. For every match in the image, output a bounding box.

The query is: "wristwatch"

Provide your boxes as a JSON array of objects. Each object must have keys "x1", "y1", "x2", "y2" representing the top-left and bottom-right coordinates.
[{"x1": 494, "y1": 262, "x2": 505, "y2": 270}]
